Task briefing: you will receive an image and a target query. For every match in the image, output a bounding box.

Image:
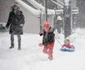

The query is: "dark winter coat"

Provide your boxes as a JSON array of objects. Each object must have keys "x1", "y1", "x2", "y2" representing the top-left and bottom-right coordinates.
[
  {"x1": 6, "y1": 10, "x2": 25, "y2": 35},
  {"x1": 40, "y1": 28, "x2": 55, "y2": 46}
]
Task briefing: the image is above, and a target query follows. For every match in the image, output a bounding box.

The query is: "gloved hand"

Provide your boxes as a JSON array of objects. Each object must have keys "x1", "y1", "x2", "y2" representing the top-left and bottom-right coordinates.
[
  {"x1": 39, "y1": 32, "x2": 43, "y2": 36},
  {"x1": 62, "y1": 46, "x2": 67, "y2": 49}
]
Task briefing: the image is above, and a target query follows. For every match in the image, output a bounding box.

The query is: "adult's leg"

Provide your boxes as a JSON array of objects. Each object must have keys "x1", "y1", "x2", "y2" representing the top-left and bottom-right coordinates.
[
  {"x1": 17, "y1": 34, "x2": 21, "y2": 50},
  {"x1": 10, "y1": 33, "x2": 14, "y2": 49}
]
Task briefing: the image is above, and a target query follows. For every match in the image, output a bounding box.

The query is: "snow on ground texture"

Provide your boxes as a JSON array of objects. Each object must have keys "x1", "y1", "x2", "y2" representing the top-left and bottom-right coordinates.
[{"x1": 0, "y1": 28, "x2": 85, "y2": 70}]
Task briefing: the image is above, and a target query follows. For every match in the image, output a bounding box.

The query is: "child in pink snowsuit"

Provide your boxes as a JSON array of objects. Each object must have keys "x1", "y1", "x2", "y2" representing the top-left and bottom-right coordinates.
[
  {"x1": 61, "y1": 39, "x2": 75, "y2": 52},
  {"x1": 39, "y1": 21, "x2": 55, "y2": 60}
]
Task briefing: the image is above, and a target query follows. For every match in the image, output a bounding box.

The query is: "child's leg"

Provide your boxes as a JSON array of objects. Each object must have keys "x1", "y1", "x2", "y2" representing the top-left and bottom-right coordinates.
[
  {"x1": 43, "y1": 46, "x2": 49, "y2": 54},
  {"x1": 48, "y1": 43, "x2": 54, "y2": 60}
]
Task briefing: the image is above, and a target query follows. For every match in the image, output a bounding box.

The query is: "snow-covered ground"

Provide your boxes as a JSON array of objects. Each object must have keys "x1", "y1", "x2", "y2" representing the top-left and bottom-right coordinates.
[{"x1": 0, "y1": 28, "x2": 85, "y2": 70}]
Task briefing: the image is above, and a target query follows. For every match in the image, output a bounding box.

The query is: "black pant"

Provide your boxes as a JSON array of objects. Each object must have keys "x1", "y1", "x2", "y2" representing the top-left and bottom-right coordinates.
[{"x1": 11, "y1": 33, "x2": 21, "y2": 48}]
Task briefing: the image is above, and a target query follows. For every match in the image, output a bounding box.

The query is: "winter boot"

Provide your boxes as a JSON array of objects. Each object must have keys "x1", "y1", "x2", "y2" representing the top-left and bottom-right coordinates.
[
  {"x1": 9, "y1": 44, "x2": 14, "y2": 49},
  {"x1": 18, "y1": 42, "x2": 21, "y2": 50},
  {"x1": 18, "y1": 41, "x2": 21, "y2": 50},
  {"x1": 10, "y1": 34, "x2": 14, "y2": 49},
  {"x1": 18, "y1": 46, "x2": 21, "y2": 50}
]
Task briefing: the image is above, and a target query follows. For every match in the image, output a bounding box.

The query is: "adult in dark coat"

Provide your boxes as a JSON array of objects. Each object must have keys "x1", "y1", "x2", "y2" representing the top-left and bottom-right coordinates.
[{"x1": 6, "y1": 3, "x2": 25, "y2": 50}]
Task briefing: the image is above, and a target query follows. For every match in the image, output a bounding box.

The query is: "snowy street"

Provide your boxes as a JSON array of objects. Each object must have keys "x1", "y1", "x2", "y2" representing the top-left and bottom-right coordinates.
[{"x1": 0, "y1": 28, "x2": 85, "y2": 70}]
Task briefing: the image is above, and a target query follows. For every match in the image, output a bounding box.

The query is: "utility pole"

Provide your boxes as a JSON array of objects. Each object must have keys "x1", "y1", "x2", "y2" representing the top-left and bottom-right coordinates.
[
  {"x1": 39, "y1": 9, "x2": 42, "y2": 32},
  {"x1": 45, "y1": 0, "x2": 48, "y2": 21},
  {"x1": 63, "y1": 0, "x2": 72, "y2": 38}
]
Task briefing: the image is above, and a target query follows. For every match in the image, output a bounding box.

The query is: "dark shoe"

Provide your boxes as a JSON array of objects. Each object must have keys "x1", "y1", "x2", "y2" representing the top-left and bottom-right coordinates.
[{"x1": 9, "y1": 46, "x2": 14, "y2": 49}]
